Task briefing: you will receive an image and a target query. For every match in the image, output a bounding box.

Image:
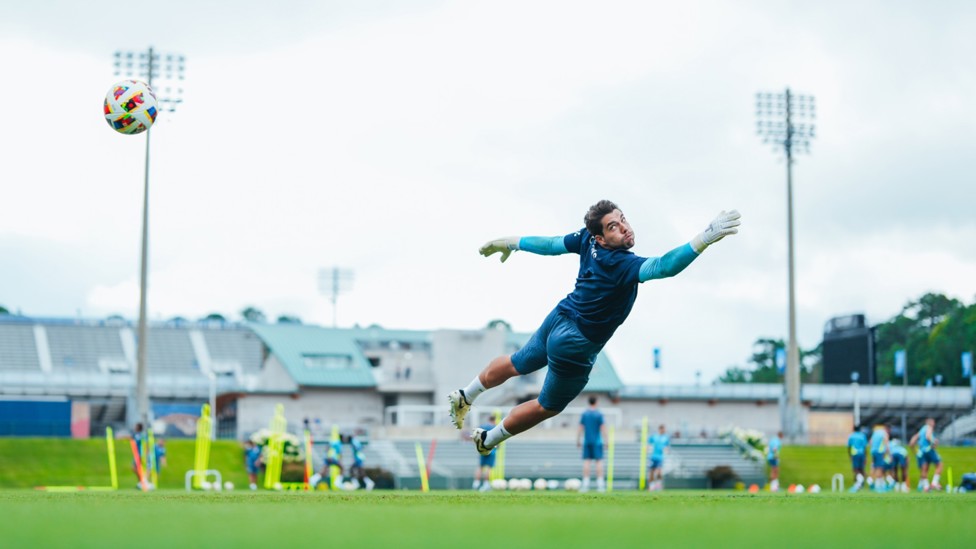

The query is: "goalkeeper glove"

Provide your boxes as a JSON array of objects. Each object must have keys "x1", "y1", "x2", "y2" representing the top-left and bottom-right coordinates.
[
  {"x1": 479, "y1": 237, "x2": 520, "y2": 263},
  {"x1": 690, "y1": 210, "x2": 741, "y2": 253}
]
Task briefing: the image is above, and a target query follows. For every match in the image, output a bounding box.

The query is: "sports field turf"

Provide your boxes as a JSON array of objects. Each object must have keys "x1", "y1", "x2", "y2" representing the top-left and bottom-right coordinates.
[{"x1": 1, "y1": 490, "x2": 971, "y2": 548}]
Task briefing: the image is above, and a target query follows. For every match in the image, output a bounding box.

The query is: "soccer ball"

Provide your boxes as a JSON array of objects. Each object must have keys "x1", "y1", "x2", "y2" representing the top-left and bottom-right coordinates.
[
  {"x1": 272, "y1": 482, "x2": 283, "y2": 491},
  {"x1": 491, "y1": 478, "x2": 508, "y2": 491},
  {"x1": 199, "y1": 480, "x2": 212, "y2": 491},
  {"x1": 795, "y1": 484, "x2": 805, "y2": 493},
  {"x1": 808, "y1": 484, "x2": 821, "y2": 494},
  {"x1": 533, "y1": 478, "x2": 548, "y2": 491},
  {"x1": 223, "y1": 481, "x2": 234, "y2": 491},
  {"x1": 507, "y1": 478, "x2": 522, "y2": 491},
  {"x1": 564, "y1": 478, "x2": 582, "y2": 492},
  {"x1": 104, "y1": 80, "x2": 158, "y2": 135},
  {"x1": 520, "y1": 478, "x2": 533, "y2": 491}
]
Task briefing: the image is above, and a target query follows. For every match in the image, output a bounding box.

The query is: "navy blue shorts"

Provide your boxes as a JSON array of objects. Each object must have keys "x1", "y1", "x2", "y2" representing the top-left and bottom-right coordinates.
[
  {"x1": 582, "y1": 442, "x2": 603, "y2": 461},
  {"x1": 871, "y1": 452, "x2": 886, "y2": 469},
  {"x1": 767, "y1": 458, "x2": 779, "y2": 468},
  {"x1": 892, "y1": 454, "x2": 907, "y2": 468},
  {"x1": 851, "y1": 455, "x2": 865, "y2": 470},
  {"x1": 650, "y1": 458, "x2": 663, "y2": 470},
  {"x1": 511, "y1": 309, "x2": 604, "y2": 412},
  {"x1": 479, "y1": 452, "x2": 496, "y2": 468},
  {"x1": 922, "y1": 449, "x2": 941, "y2": 465}
]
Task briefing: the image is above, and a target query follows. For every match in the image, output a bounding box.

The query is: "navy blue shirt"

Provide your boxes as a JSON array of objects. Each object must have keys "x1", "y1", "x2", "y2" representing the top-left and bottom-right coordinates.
[{"x1": 556, "y1": 228, "x2": 647, "y2": 344}]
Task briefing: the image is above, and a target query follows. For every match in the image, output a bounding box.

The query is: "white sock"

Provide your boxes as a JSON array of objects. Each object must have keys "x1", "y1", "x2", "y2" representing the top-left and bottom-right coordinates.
[
  {"x1": 462, "y1": 377, "x2": 487, "y2": 404},
  {"x1": 484, "y1": 420, "x2": 513, "y2": 448},
  {"x1": 473, "y1": 480, "x2": 480, "y2": 489},
  {"x1": 582, "y1": 477, "x2": 590, "y2": 489},
  {"x1": 932, "y1": 474, "x2": 940, "y2": 485}
]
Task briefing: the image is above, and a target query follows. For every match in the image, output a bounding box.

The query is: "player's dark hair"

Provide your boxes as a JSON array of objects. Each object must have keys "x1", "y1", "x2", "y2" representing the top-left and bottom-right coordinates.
[
  {"x1": 588, "y1": 396, "x2": 597, "y2": 405},
  {"x1": 584, "y1": 200, "x2": 620, "y2": 236}
]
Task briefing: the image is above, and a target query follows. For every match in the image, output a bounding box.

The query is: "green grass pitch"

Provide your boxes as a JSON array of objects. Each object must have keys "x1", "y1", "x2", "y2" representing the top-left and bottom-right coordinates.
[{"x1": 0, "y1": 490, "x2": 972, "y2": 548}]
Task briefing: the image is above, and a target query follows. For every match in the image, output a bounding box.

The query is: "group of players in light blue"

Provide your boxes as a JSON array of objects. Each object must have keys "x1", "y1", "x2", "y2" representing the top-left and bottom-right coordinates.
[{"x1": 847, "y1": 418, "x2": 944, "y2": 493}]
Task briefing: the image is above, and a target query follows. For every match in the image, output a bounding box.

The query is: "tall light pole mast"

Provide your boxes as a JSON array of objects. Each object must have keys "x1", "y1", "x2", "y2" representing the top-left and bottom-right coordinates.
[
  {"x1": 756, "y1": 88, "x2": 816, "y2": 442},
  {"x1": 318, "y1": 267, "x2": 354, "y2": 328},
  {"x1": 113, "y1": 47, "x2": 185, "y2": 428}
]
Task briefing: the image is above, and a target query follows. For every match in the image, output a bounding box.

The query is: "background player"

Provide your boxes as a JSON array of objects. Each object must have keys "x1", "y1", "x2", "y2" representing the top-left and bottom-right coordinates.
[
  {"x1": 448, "y1": 200, "x2": 740, "y2": 457},
  {"x1": 869, "y1": 423, "x2": 890, "y2": 492},
  {"x1": 847, "y1": 424, "x2": 868, "y2": 491},
  {"x1": 472, "y1": 415, "x2": 497, "y2": 491},
  {"x1": 578, "y1": 396, "x2": 607, "y2": 492},
  {"x1": 766, "y1": 431, "x2": 782, "y2": 492},
  {"x1": 889, "y1": 431, "x2": 909, "y2": 493},
  {"x1": 647, "y1": 424, "x2": 670, "y2": 491},
  {"x1": 243, "y1": 439, "x2": 262, "y2": 490},
  {"x1": 910, "y1": 417, "x2": 943, "y2": 492}
]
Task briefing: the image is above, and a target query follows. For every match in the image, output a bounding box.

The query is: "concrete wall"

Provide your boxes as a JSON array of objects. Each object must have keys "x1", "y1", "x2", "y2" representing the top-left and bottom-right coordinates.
[{"x1": 431, "y1": 329, "x2": 509, "y2": 401}]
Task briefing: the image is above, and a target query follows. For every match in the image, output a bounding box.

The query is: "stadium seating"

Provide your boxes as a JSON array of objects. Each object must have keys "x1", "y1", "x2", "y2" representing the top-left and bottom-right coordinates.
[
  {"x1": 0, "y1": 323, "x2": 39, "y2": 370},
  {"x1": 353, "y1": 439, "x2": 765, "y2": 489}
]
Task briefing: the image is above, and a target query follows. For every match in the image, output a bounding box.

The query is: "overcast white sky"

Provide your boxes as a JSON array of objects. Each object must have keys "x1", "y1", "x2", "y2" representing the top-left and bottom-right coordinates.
[{"x1": 1, "y1": 1, "x2": 974, "y2": 385}]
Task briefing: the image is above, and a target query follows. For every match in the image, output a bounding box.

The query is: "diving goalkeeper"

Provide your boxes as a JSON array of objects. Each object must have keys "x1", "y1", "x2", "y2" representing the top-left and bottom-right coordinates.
[{"x1": 448, "y1": 200, "x2": 741, "y2": 455}]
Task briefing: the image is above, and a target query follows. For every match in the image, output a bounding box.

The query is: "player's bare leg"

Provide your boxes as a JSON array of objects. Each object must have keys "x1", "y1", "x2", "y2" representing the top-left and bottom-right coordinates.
[{"x1": 449, "y1": 355, "x2": 518, "y2": 429}]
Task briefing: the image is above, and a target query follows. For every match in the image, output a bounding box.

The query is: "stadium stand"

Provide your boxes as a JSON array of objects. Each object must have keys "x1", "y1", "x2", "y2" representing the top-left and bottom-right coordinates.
[
  {"x1": 0, "y1": 321, "x2": 39, "y2": 370},
  {"x1": 349, "y1": 439, "x2": 765, "y2": 489}
]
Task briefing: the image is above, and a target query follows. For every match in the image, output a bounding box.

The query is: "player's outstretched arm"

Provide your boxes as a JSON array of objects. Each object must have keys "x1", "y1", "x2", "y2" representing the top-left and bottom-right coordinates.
[
  {"x1": 479, "y1": 236, "x2": 569, "y2": 263},
  {"x1": 639, "y1": 210, "x2": 741, "y2": 282}
]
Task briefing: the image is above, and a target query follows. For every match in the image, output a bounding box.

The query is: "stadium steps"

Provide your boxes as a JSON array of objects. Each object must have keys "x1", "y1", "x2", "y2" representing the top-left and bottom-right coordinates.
[
  {"x1": 374, "y1": 439, "x2": 764, "y2": 483},
  {"x1": 0, "y1": 323, "x2": 39, "y2": 370}
]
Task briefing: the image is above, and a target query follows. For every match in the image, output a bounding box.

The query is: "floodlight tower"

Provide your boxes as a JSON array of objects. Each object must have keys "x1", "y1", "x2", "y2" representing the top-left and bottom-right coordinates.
[
  {"x1": 318, "y1": 267, "x2": 355, "y2": 328},
  {"x1": 113, "y1": 47, "x2": 185, "y2": 428},
  {"x1": 755, "y1": 88, "x2": 816, "y2": 442}
]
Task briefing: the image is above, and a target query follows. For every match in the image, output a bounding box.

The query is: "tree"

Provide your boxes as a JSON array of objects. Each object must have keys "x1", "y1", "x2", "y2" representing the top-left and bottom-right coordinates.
[
  {"x1": 201, "y1": 313, "x2": 226, "y2": 322},
  {"x1": 0, "y1": 305, "x2": 9, "y2": 315},
  {"x1": 276, "y1": 315, "x2": 302, "y2": 324},
  {"x1": 716, "y1": 338, "x2": 821, "y2": 383},
  {"x1": 486, "y1": 319, "x2": 512, "y2": 331},
  {"x1": 241, "y1": 306, "x2": 266, "y2": 323},
  {"x1": 874, "y1": 293, "x2": 970, "y2": 386}
]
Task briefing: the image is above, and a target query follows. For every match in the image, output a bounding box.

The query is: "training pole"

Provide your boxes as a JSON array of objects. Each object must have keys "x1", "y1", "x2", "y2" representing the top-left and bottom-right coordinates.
[
  {"x1": 426, "y1": 439, "x2": 438, "y2": 480},
  {"x1": 130, "y1": 439, "x2": 149, "y2": 491},
  {"x1": 264, "y1": 404, "x2": 286, "y2": 489},
  {"x1": 106, "y1": 427, "x2": 119, "y2": 490},
  {"x1": 147, "y1": 427, "x2": 158, "y2": 488},
  {"x1": 303, "y1": 430, "x2": 313, "y2": 490},
  {"x1": 194, "y1": 404, "x2": 212, "y2": 489},
  {"x1": 414, "y1": 442, "x2": 429, "y2": 492},
  {"x1": 607, "y1": 425, "x2": 615, "y2": 493},
  {"x1": 493, "y1": 409, "x2": 506, "y2": 481},
  {"x1": 329, "y1": 424, "x2": 340, "y2": 490},
  {"x1": 947, "y1": 467, "x2": 953, "y2": 493},
  {"x1": 638, "y1": 416, "x2": 649, "y2": 491}
]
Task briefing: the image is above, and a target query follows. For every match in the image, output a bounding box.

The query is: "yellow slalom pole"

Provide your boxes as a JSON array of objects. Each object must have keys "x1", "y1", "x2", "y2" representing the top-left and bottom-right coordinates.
[
  {"x1": 106, "y1": 427, "x2": 118, "y2": 490},
  {"x1": 415, "y1": 442, "x2": 429, "y2": 492},
  {"x1": 638, "y1": 416, "x2": 649, "y2": 491},
  {"x1": 493, "y1": 409, "x2": 506, "y2": 481},
  {"x1": 304, "y1": 430, "x2": 313, "y2": 490},
  {"x1": 947, "y1": 467, "x2": 953, "y2": 493},
  {"x1": 147, "y1": 427, "x2": 158, "y2": 488},
  {"x1": 607, "y1": 425, "x2": 615, "y2": 493},
  {"x1": 329, "y1": 424, "x2": 340, "y2": 491},
  {"x1": 195, "y1": 404, "x2": 211, "y2": 489}
]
